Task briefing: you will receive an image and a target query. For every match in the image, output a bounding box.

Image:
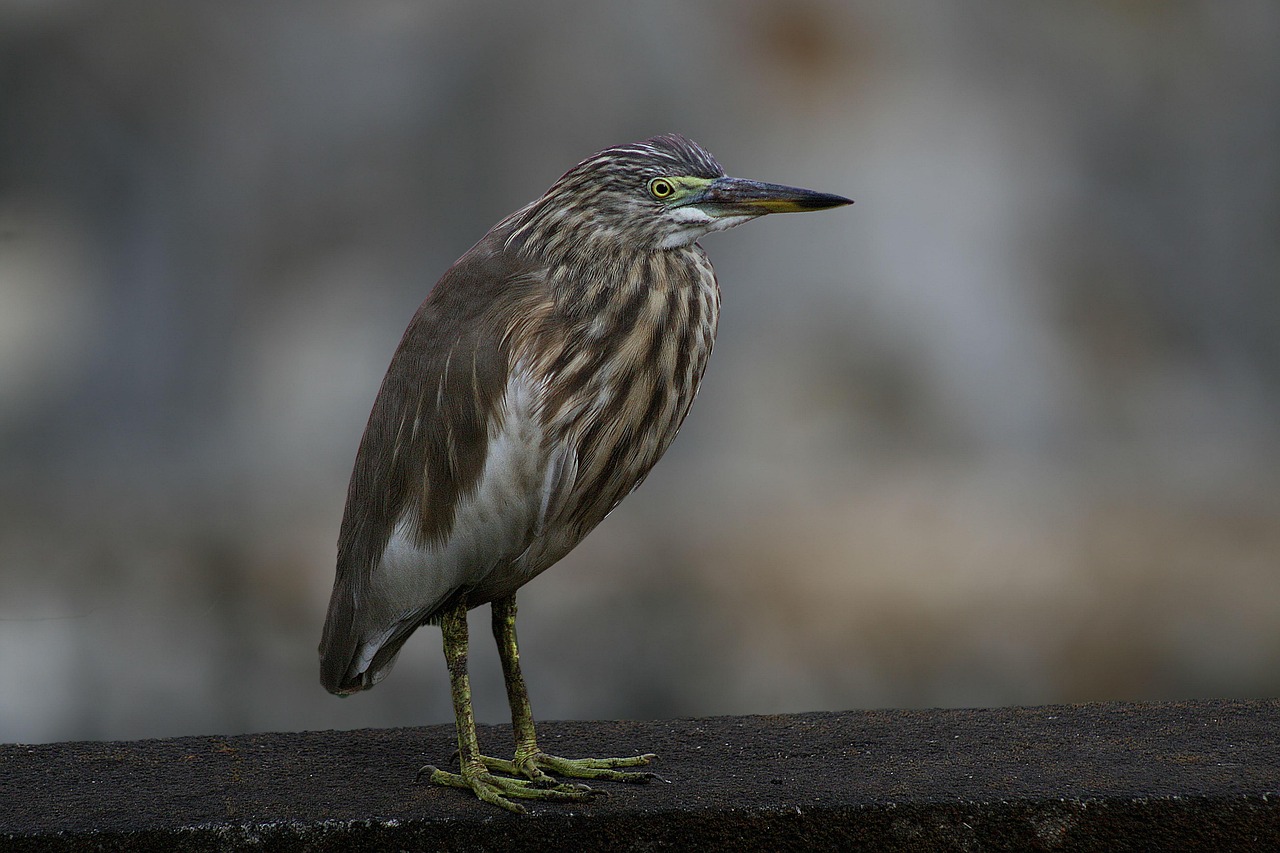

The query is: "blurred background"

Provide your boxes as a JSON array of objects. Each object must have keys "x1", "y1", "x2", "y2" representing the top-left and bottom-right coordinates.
[{"x1": 2, "y1": 1, "x2": 1278, "y2": 745}]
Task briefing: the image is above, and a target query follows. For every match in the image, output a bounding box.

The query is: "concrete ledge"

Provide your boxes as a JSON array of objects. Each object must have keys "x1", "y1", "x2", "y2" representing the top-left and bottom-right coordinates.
[{"x1": 3, "y1": 700, "x2": 1278, "y2": 851}]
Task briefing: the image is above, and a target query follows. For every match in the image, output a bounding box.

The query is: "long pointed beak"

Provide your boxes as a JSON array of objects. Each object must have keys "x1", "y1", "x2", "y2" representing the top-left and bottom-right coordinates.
[{"x1": 691, "y1": 176, "x2": 853, "y2": 217}]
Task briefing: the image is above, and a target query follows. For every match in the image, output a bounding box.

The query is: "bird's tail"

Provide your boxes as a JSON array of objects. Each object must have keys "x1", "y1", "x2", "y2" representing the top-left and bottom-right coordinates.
[{"x1": 318, "y1": 575, "x2": 416, "y2": 695}]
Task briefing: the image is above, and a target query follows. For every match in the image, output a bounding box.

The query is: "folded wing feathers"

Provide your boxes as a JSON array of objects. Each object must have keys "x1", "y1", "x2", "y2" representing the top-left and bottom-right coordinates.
[{"x1": 320, "y1": 232, "x2": 559, "y2": 692}]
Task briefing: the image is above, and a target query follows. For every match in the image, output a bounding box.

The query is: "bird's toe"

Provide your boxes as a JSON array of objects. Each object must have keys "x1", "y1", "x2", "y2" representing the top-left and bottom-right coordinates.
[
  {"x1": 421, "y1": 761, "x2": 597, "y2": 813},
  {"x1": 524, "y1": 750, "x2": 659, "y2": 784}
]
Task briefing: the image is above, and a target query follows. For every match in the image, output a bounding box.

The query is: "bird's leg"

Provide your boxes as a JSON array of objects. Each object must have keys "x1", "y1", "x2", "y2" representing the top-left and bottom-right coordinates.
[
  {"x1": 417, "y1": 599, "x2": 593, "y2": 813},
  {"x1": 481, "y1": 594, "x2": 656, "y2": 785}
]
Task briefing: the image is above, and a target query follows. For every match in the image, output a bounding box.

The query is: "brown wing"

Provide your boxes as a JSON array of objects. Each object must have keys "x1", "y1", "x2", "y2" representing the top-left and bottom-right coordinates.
[{"x1": 319, "y1": 228, "x2": 543, "y2": 693}]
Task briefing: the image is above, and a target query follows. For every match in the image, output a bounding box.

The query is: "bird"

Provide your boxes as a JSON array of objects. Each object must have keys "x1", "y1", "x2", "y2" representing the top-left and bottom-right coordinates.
[{"x1": 319, "y1": 133, "x2": 851, "y2": 813}]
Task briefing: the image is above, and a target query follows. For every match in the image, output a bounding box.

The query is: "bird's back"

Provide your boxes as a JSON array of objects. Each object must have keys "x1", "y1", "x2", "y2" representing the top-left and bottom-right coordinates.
[{"x1": 319, "y1": 223, "x2": 720, "y2": 694}]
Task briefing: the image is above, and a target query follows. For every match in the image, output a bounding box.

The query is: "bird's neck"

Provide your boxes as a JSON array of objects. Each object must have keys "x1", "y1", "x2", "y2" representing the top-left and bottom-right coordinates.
[{"x1": 541, "y1": 243, "x2": 705, "y2": 323}]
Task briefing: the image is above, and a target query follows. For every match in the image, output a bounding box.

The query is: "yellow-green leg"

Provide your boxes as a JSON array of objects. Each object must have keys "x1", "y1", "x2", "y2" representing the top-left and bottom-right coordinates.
[
  {"x1": 480, "y1": 594, "x2": 656, "y2": 785},
  {"x1": 418, "y1": 599, "x2": 594, "y2": 813}
]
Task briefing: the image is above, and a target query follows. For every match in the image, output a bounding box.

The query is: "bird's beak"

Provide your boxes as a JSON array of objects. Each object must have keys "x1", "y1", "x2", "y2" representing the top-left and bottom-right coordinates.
[{"x1": 688, "y1": 176, "x2": 853, "y2": 217}]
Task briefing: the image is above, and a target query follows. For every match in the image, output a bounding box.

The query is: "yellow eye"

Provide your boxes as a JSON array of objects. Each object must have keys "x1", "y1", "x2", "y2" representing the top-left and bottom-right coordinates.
[{"x1": 648, "y1": 178, "x2": 676, "y2": 199}]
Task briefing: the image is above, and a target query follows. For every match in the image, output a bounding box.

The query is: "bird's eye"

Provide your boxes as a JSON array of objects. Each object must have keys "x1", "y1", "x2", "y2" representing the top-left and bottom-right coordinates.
[{"x1": 648, "y1": 178, "x2": 676, "y2": 199}]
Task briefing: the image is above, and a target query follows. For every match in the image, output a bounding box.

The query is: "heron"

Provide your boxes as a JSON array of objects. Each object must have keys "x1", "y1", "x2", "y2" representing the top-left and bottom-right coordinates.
[{"x1": 319, "y1": 134, "x2": 851, "y2": 812}]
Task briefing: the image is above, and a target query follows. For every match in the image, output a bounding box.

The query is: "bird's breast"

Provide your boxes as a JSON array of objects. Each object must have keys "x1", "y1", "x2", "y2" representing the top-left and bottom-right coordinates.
[{"x1": 533, "y1": 248, "x2": 721, "y2": 535}]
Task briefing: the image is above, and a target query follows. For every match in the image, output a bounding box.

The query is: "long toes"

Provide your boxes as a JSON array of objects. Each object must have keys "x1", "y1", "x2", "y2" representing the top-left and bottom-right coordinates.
[
  {"x1": 419, "y1": 766, "x2": 528, "y2": 814},
  {"x1": 476, "y1": 755, "x2": 593, "y2": 790},
  {"x1": 476, "y1": 755, "x2": 519, "y2": 776},
  {"x1": 529, "y1": 775, "x2": 592, "y2": 791},
  {"x1": 422, "y1": 764, "x2": 596, "y2": 812},
  {"x1": 534, "y1": 753, "x2": 659, "y2": 783}
]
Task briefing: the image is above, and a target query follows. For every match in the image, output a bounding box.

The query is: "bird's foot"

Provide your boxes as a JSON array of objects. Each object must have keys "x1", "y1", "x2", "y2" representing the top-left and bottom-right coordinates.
[
  {"x1": 417, "y1": 762, "x2": 595, "y2": 814},
  {"x1": 483, "y1": 750, "x2": 659, "y2": 784}
]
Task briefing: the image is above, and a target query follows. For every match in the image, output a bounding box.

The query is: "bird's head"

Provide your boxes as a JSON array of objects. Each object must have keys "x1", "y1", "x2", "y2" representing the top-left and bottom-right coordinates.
[{"x1": 506, "y1": 134, "x2": 852, "y2": 258}]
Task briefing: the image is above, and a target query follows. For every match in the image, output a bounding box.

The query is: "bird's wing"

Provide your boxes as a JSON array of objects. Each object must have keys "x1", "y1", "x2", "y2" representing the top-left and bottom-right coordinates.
[{"x1": 319, "y1": 232, "x2": 552, "y2": 693}]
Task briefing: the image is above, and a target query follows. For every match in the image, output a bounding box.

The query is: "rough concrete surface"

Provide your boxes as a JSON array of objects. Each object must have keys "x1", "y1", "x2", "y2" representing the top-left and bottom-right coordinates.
[{"x1": 2, "y1": 700, "x2": 1279, "y2": 851}]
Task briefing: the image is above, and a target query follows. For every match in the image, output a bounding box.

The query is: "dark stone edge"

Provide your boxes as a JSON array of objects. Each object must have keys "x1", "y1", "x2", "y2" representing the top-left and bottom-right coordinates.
[{"x1": 6, "y1": 793, "x2": 1279, "y2": 853}]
